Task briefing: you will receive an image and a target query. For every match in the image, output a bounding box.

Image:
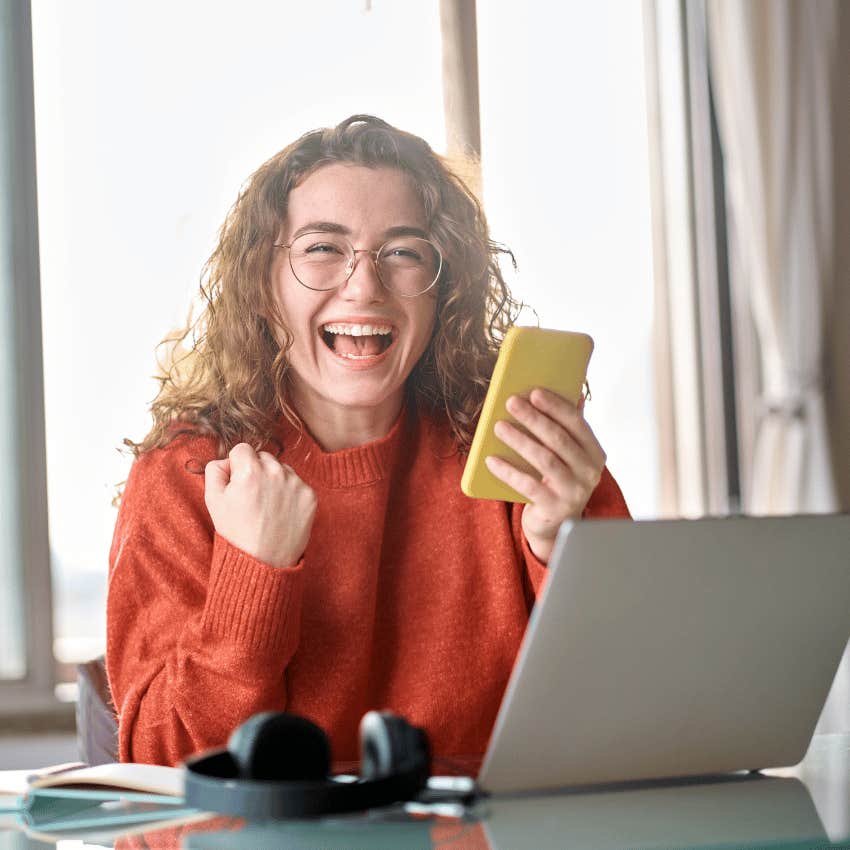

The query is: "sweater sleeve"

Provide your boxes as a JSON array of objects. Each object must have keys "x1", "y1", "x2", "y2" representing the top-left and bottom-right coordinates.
[
  {"x1": 511, "y1": 465, "x2": 632, "y2": 605},
  {"x1": 106, "y1": 438, "x2": 305, "y2": 766}
]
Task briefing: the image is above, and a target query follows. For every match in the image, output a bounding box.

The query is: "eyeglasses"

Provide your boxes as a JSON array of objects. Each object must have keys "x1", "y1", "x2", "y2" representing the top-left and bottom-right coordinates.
[{"x1": 273, "y1": 231, "x2": 443, "y2": 298}]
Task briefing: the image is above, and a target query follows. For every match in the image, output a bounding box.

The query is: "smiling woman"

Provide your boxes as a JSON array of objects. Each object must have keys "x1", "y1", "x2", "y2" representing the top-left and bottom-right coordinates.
[
  {"x1": 106, "y1": 115, "x2": 630, "y2": 769},
  {"x1": 266, "y1": 164, "x2": 439, "y2": 449}
]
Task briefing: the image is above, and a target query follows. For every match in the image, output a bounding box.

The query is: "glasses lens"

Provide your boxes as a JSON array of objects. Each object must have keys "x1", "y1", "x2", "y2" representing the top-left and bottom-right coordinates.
[
  {"x1": 289, "y1": 232, "x2": 352, "y2": 291},
  {"x1": 378, "y1": 238, "x2": 442, "y2": 296}
]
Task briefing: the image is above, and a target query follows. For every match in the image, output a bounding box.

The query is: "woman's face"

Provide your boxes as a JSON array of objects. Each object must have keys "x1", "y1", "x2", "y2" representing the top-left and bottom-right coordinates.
[{"x1": 270, "y1": 163, "x2": 438, "y2": 421}]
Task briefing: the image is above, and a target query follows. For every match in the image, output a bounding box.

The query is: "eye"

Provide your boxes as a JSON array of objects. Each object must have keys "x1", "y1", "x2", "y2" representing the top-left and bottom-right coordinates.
[
  {"x1": 389, "y1": 247, "x2": 422, "y2": 260},
  {"x1": 304, "y1": 241, "x2": 343, "y2": 255},
  {"x1": 382, "y1": 243, "x2": 426, "y2": 265}
]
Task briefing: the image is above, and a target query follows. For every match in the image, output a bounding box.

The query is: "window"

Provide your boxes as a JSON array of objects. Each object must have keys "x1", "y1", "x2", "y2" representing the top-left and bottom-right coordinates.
[
  {"x1": 14, "y1": 1, "x2": 658, "y2": 703},
  {"x1": 477, "y1": 1, "x2": 658, "y2": 517},
  {"x1": 30, "y1": 0, "x2": 445, "y2": 694},
  {"x1": 0, "y1": 0, "x2": 54, "y2": 712}
]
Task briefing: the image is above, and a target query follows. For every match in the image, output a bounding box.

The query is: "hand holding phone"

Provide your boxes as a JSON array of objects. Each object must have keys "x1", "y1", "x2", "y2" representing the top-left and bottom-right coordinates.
[{"x1": 461, "y1": 327, "x2": 607, "y2": 564}]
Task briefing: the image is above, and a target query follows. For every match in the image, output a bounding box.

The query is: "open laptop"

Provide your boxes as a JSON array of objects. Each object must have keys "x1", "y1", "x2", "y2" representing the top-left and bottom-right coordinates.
[{"x1": 478, "y1": 514, "x2": 850, "y2": 793}]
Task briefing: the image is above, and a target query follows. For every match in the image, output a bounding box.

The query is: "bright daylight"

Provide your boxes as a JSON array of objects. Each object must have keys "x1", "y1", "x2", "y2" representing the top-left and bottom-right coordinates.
[{"x1": 0, "y1": 0, "x2": 848, "y2": 847}]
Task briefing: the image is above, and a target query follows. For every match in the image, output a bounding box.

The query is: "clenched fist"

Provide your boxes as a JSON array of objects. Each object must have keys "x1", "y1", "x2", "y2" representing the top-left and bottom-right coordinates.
[{"x1": 204, "y1": 443, "x2": 317, "y2": 568}]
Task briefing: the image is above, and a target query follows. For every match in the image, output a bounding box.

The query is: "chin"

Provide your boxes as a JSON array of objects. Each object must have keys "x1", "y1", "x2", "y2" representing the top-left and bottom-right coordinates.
[{"x1": 324, "y1": 384, "x2": 403, "y2": 411}]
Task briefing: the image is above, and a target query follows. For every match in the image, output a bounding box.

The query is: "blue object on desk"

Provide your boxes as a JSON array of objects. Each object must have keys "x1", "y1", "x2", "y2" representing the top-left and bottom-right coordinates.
[{"x1": 22, "y1": 794, "x2": 197, "y2": 834}]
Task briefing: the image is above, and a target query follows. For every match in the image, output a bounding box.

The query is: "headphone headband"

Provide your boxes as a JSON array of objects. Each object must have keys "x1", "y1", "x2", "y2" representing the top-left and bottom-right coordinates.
[{"x1": 184, "y1": 718, "x2": 430, "y2": 818}]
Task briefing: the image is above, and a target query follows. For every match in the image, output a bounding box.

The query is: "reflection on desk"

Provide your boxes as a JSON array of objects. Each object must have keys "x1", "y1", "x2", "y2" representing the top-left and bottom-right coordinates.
[
  {"x1": 181, "y1": 812, "x2": 469, "y2": 850},
  {"x1": 167, "y1": 775, "x2": 837, "y2": 850},
  {"x1": 482, "y1": 776, "x2": 826, "y2": 850},
  {"x1": 1, "y1": 733, "x2": 848, "y2": 849},
  {"x1": 766, "y1": 733, "x2": 850, "y2": 840}
]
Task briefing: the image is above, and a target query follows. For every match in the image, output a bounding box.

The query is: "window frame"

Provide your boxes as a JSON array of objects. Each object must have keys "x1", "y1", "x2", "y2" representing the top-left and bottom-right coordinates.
[
  {"x1": 642, "y1": 0, "x2": 739, "y2": 518},
  {"x1": 0, "y1": 0, "x2": 57, "y2": 718}
]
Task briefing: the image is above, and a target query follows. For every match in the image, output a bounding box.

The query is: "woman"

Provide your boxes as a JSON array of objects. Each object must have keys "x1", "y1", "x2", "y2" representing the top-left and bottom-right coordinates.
[{"x1": 107, "y1": 115, "x2": 630, "y2": 769}]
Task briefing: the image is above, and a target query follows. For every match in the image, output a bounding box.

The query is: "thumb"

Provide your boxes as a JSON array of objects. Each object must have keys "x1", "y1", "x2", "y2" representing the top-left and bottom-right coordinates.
[{"x1": 204, "y1": 458, "x2": 231, "y2": 497}]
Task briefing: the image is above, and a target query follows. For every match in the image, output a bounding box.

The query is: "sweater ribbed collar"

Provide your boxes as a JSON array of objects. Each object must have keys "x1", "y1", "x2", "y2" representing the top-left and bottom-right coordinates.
[{"x1": 277, "y1": 404, "x2": 410, "y2": 489}]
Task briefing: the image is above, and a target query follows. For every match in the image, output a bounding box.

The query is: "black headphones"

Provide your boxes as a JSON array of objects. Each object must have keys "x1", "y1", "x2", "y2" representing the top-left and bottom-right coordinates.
[{"x1": 184, "y1": 710, "x2": 431, "y2": 818}]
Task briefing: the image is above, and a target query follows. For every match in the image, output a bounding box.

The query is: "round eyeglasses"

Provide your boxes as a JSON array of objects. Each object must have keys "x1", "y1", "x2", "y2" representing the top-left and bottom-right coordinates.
[{"x1": 273, "y1": 231, "x2": 443, "y2": 298}]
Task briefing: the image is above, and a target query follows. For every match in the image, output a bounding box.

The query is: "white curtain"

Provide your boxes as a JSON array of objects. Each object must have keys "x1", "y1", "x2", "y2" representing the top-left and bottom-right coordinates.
[
  {"x1": 707, "y1": 0, "x2": 838, "y2": 514},
  {"x1": 707, "y1": 0, "x2": 846, "y2": 731}
]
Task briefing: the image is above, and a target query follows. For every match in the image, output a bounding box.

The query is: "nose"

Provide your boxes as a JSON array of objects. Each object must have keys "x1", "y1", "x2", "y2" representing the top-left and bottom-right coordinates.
[{"x1": 341, "y1": 250, "x2": 385, "y2": 303}]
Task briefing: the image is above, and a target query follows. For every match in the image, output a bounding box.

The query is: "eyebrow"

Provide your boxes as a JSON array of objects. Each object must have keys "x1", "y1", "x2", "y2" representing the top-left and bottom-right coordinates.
[{"x1": 288, "y1": 221, "x2": 429, "y2": 241}]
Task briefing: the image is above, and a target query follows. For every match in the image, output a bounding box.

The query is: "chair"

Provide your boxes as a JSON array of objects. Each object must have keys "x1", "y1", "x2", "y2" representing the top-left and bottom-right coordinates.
[{"x1": 75, "y1": 655, "x2": 119, "y2": 765}]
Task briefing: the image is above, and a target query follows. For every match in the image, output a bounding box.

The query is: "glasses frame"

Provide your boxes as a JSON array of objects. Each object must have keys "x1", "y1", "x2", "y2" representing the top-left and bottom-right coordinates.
[{"x1": 273, "y1": 231, "x2": 443, "y2": 298}]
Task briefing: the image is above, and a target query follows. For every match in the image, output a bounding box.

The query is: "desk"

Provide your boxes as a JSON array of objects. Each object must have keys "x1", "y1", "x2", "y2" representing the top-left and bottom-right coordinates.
[{"x1": 2, "y1": 734, "x2": 848, "y2": 849}]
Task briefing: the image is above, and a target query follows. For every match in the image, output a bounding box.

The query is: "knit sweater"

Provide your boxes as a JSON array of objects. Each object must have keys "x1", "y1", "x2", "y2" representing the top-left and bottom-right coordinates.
[{"x1": 106, "y1": 405, "x2": 630, "y2": 768}]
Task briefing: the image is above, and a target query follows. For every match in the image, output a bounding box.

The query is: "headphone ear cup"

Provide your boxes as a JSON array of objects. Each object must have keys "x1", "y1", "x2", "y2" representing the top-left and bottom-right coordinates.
[
  {"x1": 359, "y1": 711, "x2": 429, "y2": 780},
  {"x1": 228, "y1": 712, "x2": 331, "y2": 782},
  {"x1": 359, "y1": 711, "x2": 394, "y2": 780}
]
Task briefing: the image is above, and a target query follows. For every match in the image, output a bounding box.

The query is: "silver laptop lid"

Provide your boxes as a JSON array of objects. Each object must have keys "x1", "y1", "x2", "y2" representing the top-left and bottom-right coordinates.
[{"x1": 479, "y1": 515, "x2": 850, "y2": 793}]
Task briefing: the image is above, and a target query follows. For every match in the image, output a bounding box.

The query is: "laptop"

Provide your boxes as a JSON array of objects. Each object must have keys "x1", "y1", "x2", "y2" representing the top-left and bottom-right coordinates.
[{"x1": 478, "y1": 514, "x2": 850, "y2": 793}]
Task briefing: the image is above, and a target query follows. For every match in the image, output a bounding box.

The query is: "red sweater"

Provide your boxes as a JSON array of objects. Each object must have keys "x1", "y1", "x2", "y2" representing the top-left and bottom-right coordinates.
[{"x1": 106, "y1": 406, "x2": 630, "y2": 767}]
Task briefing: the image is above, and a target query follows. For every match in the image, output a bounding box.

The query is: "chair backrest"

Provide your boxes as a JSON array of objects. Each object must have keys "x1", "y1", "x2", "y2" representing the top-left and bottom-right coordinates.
[{"x1": 75, "y1": 655, "x2": 119, "y2": 765}]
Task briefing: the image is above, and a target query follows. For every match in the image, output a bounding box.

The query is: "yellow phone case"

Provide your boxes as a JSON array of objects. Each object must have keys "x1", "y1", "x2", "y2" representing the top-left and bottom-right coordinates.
[{"x1": 461, "y1": 326, "x2": 594, "y2": 503}]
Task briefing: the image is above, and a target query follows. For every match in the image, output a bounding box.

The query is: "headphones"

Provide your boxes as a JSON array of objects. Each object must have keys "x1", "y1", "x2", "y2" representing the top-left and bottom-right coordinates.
[{"x1": 184, "y1": 710, "x2": 431, "y2": 818}]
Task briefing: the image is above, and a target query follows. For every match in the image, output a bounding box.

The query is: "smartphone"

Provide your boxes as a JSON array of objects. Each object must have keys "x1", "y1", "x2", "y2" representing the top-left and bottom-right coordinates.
[{"x1": 460, "y1": 326, "x2": 594, "y2": 503}]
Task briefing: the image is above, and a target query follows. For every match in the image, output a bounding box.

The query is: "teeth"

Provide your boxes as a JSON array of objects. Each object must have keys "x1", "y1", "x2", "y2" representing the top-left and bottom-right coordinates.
[{"x1": 322, "y1": 322, "x2": 393, "y2": 337}]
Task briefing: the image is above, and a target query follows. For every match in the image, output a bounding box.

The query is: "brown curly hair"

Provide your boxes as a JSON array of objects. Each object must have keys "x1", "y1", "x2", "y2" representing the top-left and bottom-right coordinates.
[{"x1": 123, "y1": 114, "x2": 524, "y2": 463}]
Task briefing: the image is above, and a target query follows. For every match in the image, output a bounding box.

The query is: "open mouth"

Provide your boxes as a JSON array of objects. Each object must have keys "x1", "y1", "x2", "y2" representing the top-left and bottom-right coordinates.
[{"x1": 320, "y1": 322, "x2": 395, "y2": 359}]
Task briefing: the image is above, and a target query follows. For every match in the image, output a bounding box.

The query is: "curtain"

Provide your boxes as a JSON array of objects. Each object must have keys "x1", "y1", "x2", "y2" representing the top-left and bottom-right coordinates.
[
  {"x1": 707, "y1": 0, "x2": 845, "y2": 731},
  {"x1": 707, "y1": 0, "x2": 838, "y2": 514}
]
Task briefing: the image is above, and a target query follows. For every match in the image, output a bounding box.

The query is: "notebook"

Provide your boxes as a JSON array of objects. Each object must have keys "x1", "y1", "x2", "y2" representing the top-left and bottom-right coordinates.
[
  {"x1": 0, "y1": 761, "x2": 199, "y2": 841},
  {"x1": 478, "y1": 514, "x2": 850, "y2": 793}
]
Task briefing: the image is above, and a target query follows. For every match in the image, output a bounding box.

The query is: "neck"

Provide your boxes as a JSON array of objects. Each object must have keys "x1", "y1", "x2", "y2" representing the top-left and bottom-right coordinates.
[{"x1": 290, "y1": 387, "x2": 406, "y2": 452}]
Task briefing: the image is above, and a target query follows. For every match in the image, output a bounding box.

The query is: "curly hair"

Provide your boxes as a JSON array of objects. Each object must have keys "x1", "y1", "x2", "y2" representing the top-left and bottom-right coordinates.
[{"x1": 123, "y1": 114, "x2": 524, "y2": 463}]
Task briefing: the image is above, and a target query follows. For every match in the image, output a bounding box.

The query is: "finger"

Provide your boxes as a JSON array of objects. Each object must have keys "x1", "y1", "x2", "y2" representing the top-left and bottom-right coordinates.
[
  {"x1": 204, "y1": 458, "x2": 231, "y2": 495},
  {"x1": 527, "y1": 388, "x2": 605, "y2": 463},
  {"x1": 505, "y1": 396, "x2": 601, "y2": 480},
  {"x1": 228, "y1": 442, "x2": 263, "y2": 482},
  {"x1": 522, "y1": 390, "x2": 607, "y2": 468},
  {"x1": 494, "y1": 419, "x2": 577, "y2": 488},
  {"x1": 256, "y1": 450, "x2": 286, "y2": 475},
  {"x1": 484, "y1": 455, "x2": 556, "y2": 505}
]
